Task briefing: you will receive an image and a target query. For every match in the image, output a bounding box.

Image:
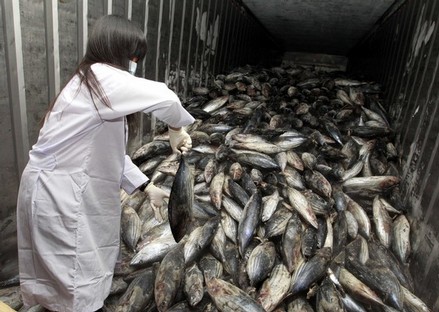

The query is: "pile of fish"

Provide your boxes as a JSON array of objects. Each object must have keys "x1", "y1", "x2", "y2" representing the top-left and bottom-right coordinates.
[{"x1": 0, "y1": 64, "x2": 432, "y2": 312}]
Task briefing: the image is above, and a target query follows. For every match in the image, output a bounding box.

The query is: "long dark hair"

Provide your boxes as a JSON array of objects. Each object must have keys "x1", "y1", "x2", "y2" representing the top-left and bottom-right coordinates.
[{"x1": 45, "y1": 15, "x2": 147, "y2": 123}]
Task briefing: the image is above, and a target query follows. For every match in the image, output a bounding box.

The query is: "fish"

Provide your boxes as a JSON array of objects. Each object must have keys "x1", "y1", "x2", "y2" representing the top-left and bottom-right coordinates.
[
  {"x1": 205, "y1": 276, "x2": 266, "y2": 312},
  {"x1": 246, "y1": 240, "x2": 277, "y2": 286},
  {"x1": 372, "y1": 195, "x2": 392, "y2": 248},
  {"x1": 121, "y1": 206, "x2": 142, "y2": 252},
  {"x1": 345, "y1": 255, "x2": 404, "y2": 310},
  {"x1": 289, "y1": 247, "x2": 332, "y2": 296},
  {"x1": 115, "y1": 266, "x2": 156, "y2": 312},
  {"x1": 183, "y1": 217, "x2": 220, "y2": 264},
  {"x1": 202, "y1": 95, "x2": 229, "y2": 113},
  {"x1": 154, "y1": 243, "x2": 186, "y2": 312},
  {"x1": 281, "y1": 212, "x2": 304, "y2": 273},
  {"x1": 168, "y1": 156, "x2": 195, "y2": 242},
  {"x1": 391, "y1": 214, "x2": 411, "y2": 264},
  {"x1": 256, "y1": 263, "x2": 291, "y2": 312},
  {"x1": 237, "y1": 192, "x2": 262, "y2": 256},
  {"x1": 183, "y1": 262, "x2": 204, "y2": 307},
  {"x1": 131, "y1": 140, "x2": 172, "y2": 166},
  {"x1": 287, "y1": 186, "x2": 318, "y2": 229}
]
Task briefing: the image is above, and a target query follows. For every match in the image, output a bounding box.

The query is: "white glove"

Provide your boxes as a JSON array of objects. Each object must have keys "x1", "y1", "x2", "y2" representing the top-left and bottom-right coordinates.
[
  {"x1": 168, "y1": 127, "x2": 192, "y2": 154},
  {"x1": 144, "y1": 182, "x2": 169, "y2": 209}
]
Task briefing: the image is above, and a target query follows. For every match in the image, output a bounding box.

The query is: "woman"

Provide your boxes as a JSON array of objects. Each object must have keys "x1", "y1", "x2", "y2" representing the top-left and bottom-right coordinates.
[{"x1": 16, "y1": 15, "x2": 195, "y2": 311}]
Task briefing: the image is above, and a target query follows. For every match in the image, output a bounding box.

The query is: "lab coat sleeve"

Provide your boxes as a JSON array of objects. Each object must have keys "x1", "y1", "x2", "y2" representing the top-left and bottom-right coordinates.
[
  {"x1": 121, "y1": 155, "x2": 148, "y2": 195},
  {"x1": 94, "y1": 65, "x2": 195, "y2": 127}
]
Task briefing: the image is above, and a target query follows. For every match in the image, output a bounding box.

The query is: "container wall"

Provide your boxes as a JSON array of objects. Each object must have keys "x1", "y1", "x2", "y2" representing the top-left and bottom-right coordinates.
[
  {"x1": 349, "y1": 0, "x2": 439, "y2": 309},
  {"x1": 0, "y1": 0, "x2": 278, "y2": 281}
]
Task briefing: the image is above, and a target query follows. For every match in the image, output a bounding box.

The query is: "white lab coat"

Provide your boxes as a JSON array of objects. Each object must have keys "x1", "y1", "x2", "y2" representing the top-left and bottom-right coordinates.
[{"x1": 16, "y1": 63, "x2": 195, "y2": 312}]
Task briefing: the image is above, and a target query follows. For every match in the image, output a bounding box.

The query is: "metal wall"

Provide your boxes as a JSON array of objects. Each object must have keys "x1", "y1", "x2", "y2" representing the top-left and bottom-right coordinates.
[
  {"x1": 0, "y1": 0, "x2": 278, "y2": 282},
  {"x1": 349, "y1": 0, "x2": 439, "y2": 309}
]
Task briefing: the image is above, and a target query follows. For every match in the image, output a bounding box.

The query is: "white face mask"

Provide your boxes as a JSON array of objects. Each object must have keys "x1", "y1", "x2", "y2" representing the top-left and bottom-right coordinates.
[{"x1": 128, "y1": 60, "x2": 137, "y2": 75}]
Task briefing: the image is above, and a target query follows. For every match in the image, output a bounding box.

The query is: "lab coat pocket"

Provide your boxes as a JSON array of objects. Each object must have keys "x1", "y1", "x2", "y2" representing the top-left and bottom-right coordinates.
[{"x1": 34, "y1": 171, "x2": 85, "y2": 252}]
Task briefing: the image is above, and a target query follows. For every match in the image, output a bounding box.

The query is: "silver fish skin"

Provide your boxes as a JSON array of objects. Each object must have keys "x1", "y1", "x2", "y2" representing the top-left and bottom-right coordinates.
[
  {"x1": 246, "y1": 240, "x2": 277, "y2": 286},
  {"x1": 304, "y1": 170, "x2": 332, "y2": 199},
  {"x1": 231, "y1": 141, "x2": 286, "y2": 154},
  {"x1": 345, "y1": 194, "x2": 371, "y2": 238},
  {"x1": 184, "y1": 262, "x2": 204, "y2": 307},
  {"x1": 401, "y1": 285, "x2": 432, "y2": 312},
  {"x1": 202, "y1": 95, "x2": 229, "y2": 113},
  {"x1": 337, "y1": 89, "x2": 354, "y2": 105},
  {"x1": 121, "y1": 191, "x2": 147, "y2": 212},
  {"x1": 115, "y1": 267, "x2": 156, "y2": 312},
  {"x1": 283, "y1": 166, "x2": 306, "y2": 190},
  {"x1": 210, "y1": 172, "x2": 225, "y2": 209},
  {"x1": 373, "y1": 195, "x2": 392, "y2": 248},
  {"x1": 131, "y1": 140, "x2": 171, "y2": 165},
  {"x1": 229, "y1": 162, "x2": 243, "y2": 180},
  {"x1": 221, "y1": 195, "x2": 243, "y2": 222},
  {"x1": 223, "y1": 239, "x2": 240, "y2": 284},
  {"x1": 197, "y1": 123, "x2": 236, "y2": 136},
  {"x1": 184, "y1": 217, "x2": 220, "y2": 264},
  {"x1": 154, "y1": 243, "x2": 186, "y2": 312},
  {"x1": 264, "y1": 205, "x2": 293, "y2": 239},
  {"x1": 391, "y1": 214, "x2": 411, "y2": 264},
  {"x1": 323, "y1": 214, "x2": 334, "y2": 250},
  {"x1": 343, "y1": 176, "x2": 400, "y2": 195},
  {"x1": 333, "y1": 211, "x2": 348, "y2": 257},
  {"x1": 204, "y1": 158, "x2": 218, "y2": 184},
  {"x1": 256, "y1": 263, "x2": 291, "y2": 312},
  {"x1": 289, "y1": 247, "x2": 332, "y2": 296},
  {"x1": 130, "y1": 236, "x2": 177, "y2": 267},
  {"x1": 261, "y1": 189, "x2": 280, "y2": 222},
  {"x1": 338, "y1": 267, "x2": 384, "y2": 307},
  {"x1": 316, "y1": 277, "x2": 344, "y2": 312},
  {"x1": 232, "y1": 150, "x2": 281, "y2": 171},
  {"x1": 339, "y1": 288, "x2": 370, "y2": 312},
  {"x1": 232, "y1": 133, "x2": 269, "y2": 143},
  {"x1": 137, "y1": 220, "x2": 172, "y2": 250},
  {"x1": 301, "y1": 152, "x2": 317, "y2": 170},
  {"x1": 273, "y1": 135, "x2": 308, "y2": 150},
  {"x1": 322, "y1": 118, "x2": 344, "y2": 146},
  {"x1": 281, "y1": 212, "x2": 304, "y2": 273},
  {"x1": 345, "y1": 209, "x2": 359, "y2": 239},
  {"x1": 238, "y1": 192, "x2": 262, "y2": 256},
  {"x1": 206, "y1": 277, "x2": 265, "y2": 312},
  {"x1": 209, "y1": 223, "x2": 227, "y2": 263},
  {"x1": 349, "y1": 87, "x2": 365, "y2": 106},
  {"x1": 334, "y1": 78, "x2": 366, "y2": 87},
  {"x1": 287, "y1": 186, "x2": 318, "y2": 229},
  {"x1": 301, "y1": 225, "x2": 318, "y2": 259},
  {"x1": 303, "y1": 190, "x2": 331, "y2": 216},
  {"x1": 286, "y1": 296, "x2": 314, "y2": 312},
  {"x1": 228, "y1": 178, "x2": 250, "y2": 207},
  {"x1": 345, "y1": 255, "x2": 404, "y2": 311},
  {"x1": 168, "y1": 156, "x2": 195, "y2": 242},
  {"x1": 275, "y1": 152, "x2": 288, "y2": 172},
  {"x1": 368, "y1": 239, "x2": 414, "y2": 291},
  {"x1": 285, "y1": 150, "x2": 305, "y2": 171},
  {"x1": 199, "y1": 253, "x2": 224, "y2": 281},
  {"x1": 121, "y1": 206, "x2": 142, "y2": 252},
  {"x1": 138, "y1": 155, "x2": 168, "y2": 175},
  {"x1": 341, "y1": 160, "x2": 364, "y2": 182},
  {"x1": 361, "y1": 106, "x2": 388, "y2": 126},
  {"x1": 221, "y1": 210, "x2": 238, "y2": 244}
]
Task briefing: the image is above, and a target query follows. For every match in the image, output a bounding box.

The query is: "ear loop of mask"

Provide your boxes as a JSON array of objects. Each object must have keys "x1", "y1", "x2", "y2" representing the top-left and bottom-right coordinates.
[{"x1": 128, "y1": 60, "x2": 137, "y2": 75}]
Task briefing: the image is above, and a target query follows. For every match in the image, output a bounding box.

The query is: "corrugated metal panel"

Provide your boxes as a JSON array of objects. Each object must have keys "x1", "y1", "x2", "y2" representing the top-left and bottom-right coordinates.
[{"x1": 350, "y1": 0, "x2": 439, "y2": 309}]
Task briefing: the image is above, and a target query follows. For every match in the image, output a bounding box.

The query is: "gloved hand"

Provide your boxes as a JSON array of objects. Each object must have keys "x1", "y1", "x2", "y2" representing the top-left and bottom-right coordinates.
[
  {"x1": 144, "y1": 182, "x2": 169, "y2": 209},
  {"x1": 168, "y1": 127, "x2": 192, "y2": 155}
]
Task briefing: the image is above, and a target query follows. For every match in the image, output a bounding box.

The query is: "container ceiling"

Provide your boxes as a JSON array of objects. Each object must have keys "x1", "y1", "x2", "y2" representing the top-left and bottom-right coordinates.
[{"x1": 241, "y1": 0, "x2": 397, "y2": 56}]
